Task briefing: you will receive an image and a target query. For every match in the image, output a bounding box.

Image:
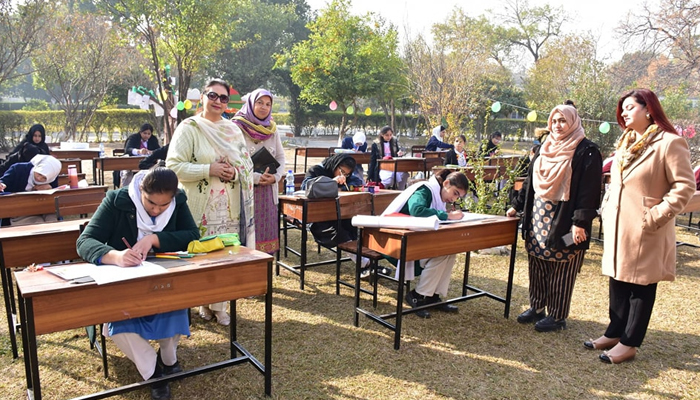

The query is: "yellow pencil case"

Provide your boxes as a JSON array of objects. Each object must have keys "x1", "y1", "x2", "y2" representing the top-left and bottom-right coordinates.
[{"x1": 187, "y1": 236, "x2": 225, "y2": 253}]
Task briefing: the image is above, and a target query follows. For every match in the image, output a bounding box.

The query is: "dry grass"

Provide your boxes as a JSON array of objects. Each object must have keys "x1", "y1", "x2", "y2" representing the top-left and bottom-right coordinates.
[{"x1": 1, "y1": 219, "x2": 700, "y2": 400}]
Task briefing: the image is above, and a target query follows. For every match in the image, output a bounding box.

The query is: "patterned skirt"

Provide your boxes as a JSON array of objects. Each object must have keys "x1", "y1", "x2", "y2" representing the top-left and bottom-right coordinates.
[{"x1": 254, "y1": 184, "x2": 279, "y2": 254}]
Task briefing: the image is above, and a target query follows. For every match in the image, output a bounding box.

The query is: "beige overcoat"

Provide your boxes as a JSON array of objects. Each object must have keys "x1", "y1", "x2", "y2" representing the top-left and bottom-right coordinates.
[{"x1": 601, "y1": 130, "x2": 695, "y2": 285}]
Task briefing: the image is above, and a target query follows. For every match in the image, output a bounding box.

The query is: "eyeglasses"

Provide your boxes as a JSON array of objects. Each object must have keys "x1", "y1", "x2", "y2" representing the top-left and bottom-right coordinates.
[
  {"x1": 338, "y1": 167, "x2": 352, "y2": 178},
  {"x1": 204, "y1": 91, "x2": 230, "y2": 104}
]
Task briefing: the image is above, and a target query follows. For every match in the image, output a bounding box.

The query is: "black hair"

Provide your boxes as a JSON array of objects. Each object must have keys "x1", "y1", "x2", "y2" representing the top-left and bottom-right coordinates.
[
  {"x1": 338, "y1": 156, "x2": 357, "y2": 171},
  {"x1": 491, "y1": 131, "x2": 502, "y2": 139},
  {"x1": 140, "y1": 123, "x2": 154, "y2": 134},
  {"x1": 564, "y1": 99, "x2": 577, "y2": 108},
  {"x1": 141, "y1": 166, "x2": 179, "y2": 196},
  {"x1": 456, "y1": 134, "x2": 467, "y2": 143},
  {"x1": 378, "y1": 126, "x2": 393, "y2": 143},
  {"x1": 204, "y1": 78, "x2": 231, "y2": 96},
  {"x1": 435, "y1": 169, "x2": 469, "y2": 192}
]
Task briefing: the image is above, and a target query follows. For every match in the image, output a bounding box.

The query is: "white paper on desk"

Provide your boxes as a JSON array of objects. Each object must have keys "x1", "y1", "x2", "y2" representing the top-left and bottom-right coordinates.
[
  {"x1": 90, "y1": 260, "x2": 167, "y2": 285},
  {"x1": 45, "y1": 264, "x2": 98, "y2": 280},
  {"x1": 439, "y1": 212, "x2": 493, "y2": 224},
  {"x1": 351, "y1": 215, "x2": 439, "y2": 231}
]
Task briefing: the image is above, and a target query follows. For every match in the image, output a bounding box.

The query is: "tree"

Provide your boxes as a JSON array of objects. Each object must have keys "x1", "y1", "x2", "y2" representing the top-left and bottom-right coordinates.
[
  {"x1": 524, "y1": 34, "x2": 618, "y2": 152},
  {"x1": 619, "y1": 0, "x2": 700, "y2": 78},
  {"x1": 492, "y1": 0, "x2": 567, "y2": 64},
  {"x1": 32, "y1": 10, "x2": 127, "y2": 140},
  {"x1": 285, "y1": 0, "x2": 401, "y2": 137},
  {"x1": 97, "y1": 0, "x2": 238, "y2": 142},
  {"x1": 0, "y1": 0, "x2": 52, "y2": 89}
]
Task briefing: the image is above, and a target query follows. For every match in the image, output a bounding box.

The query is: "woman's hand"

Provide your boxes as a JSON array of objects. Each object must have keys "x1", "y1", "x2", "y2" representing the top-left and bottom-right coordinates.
[
  {"x1": 138, "y1": 148, "x2": 151, "y2": 155},
  {"x1": 397, "y1": 150, "x2": 405, "y2": 157},
  {"x1": 133, "y1": 234, "x2": 159, "y2": 256},
  {"x1": 447, "y1": 210, "x2": 464, "y2": 220},
  {"x1": 258, "y1": 167, "x2": 276, "y2": 186},
  {"x1": 102, "y1": 249, "x2": 143, "y2": 267},
  {"x1": 210, "y1": 159, "x2": 236, "y2": 182},
  {"x1": 506, "y1": 207, "x2": 517, "y2": 217},
  {"x1": 333, "y1": 175, "x2": 347, "y2": 185},
  {"x1": 32, "y1": 184, "x2": 52, "y2": 191},
  {"x1": 571, "y1": 225, "x2": 587, "y2": 245}
]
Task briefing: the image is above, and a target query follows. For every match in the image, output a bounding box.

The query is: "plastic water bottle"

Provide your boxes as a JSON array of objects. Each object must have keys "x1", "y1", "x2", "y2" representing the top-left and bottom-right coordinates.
[
  {"x1": 99, "y1": 142, "x2": 105, "y2": 158},
  {"x1": 285, "y1": 170, "x2": 295, "y2": 195},
  {"x1": 67, "y1": 165, "x2": 79, "y2": 188}
]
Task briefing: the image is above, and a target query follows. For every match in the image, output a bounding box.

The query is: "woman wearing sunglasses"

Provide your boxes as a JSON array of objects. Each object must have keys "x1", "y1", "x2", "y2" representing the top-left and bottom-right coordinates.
[{"x1": 166, "y1": 78, "x2": 255, "y2": 326}]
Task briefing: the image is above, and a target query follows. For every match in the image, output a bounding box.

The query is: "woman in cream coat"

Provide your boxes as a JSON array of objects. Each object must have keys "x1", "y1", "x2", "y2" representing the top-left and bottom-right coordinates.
[{"x1": 587, "y1": 89, "x2": 695, "y2": 364}]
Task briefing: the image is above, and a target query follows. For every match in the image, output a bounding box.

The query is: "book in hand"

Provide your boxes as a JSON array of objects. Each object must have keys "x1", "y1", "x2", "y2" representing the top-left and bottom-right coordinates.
[{"x1": 251, "y1": 146, "x2": 280, "y2": 174}]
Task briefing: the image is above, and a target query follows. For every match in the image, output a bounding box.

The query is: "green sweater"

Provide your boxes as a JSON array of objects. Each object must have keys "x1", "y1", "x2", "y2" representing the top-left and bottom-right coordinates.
[
  {"x1": 77, "y1": 188, "x2": 200, "y2": 264},
  {"x1": 399, "y1": 185, "x2": 448, "y2": 220}
]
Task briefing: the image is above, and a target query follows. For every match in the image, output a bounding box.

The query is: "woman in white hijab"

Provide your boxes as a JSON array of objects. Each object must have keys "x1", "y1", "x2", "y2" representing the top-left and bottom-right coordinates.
[
  {"x1": 425, "y1": 125, "x2": 454, "y2": 151},
  {"x1": 0, "y1": 154, "x2": 62, "y2": 225}
]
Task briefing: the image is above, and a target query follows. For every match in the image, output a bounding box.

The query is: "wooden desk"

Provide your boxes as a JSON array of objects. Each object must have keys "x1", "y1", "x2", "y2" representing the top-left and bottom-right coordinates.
[
  {"x1": 0, "y1": 186, "x2": 108, "y2": 220},
  {"x1": 371, "y1": 189, "x2": 401, "y2": 215},
  {"x1": 0, "y1": 219, "x2": 89, "y2": 359},
  {"x1": 93, "y1": 156, "x2": 146, "y2": 185},
  {"x1": 14, "y1": 247, "x2": 273, "y2": 399},
  {"x1": 421, "y1": 151, "x2": 447, "y2": 159},
  {"x1": 487, "y1": 155, "x2": 521, "y2": 168},
  {"x1": 277, "y1": 191, "x2": 398, "y2": 289},
  {"x1": 59, "y1": 158, "x2": 82, "y2": 174},
  {"x1": 294, "y1": 147, "x2": 330, "y2": 173},
  {"x1": 348, "y1": 151, "x2": 372, "y2": 166},
  {"x1": 432, "y1": 165, "x2": 503, "y2": 182},
  {"x1": 377, "y1": 158, "x2": 427, "y2": 189},
  {"x1": 49, "y1": 148, "x2": 101, "y2": 161},
  {"x1": 57, "y1": 173, "x2": 86, "y2": 186},
  {"x1": 354, "y1": 215, "x2": 519, "y2": 349}
]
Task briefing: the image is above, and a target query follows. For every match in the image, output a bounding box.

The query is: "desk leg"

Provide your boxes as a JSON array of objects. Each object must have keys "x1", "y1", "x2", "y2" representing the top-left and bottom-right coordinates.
[
  {"x1": 353, "y1": 231, "x2": 363, "y2": 327},
  {"x1": 230, "y1": 300, "x2": 237, "y2": 358},
  {"x1": 504, "y1": 229, "x2": 519, "y2": 319},
  {"x1": 93, "y1": 159, "x2": 98, "y2": 186},
  {"x1": 299, "y1": 203, "x2": 308, "y2": 290},
  {"x1": 1, "y1": 255, "x2": 19, "y2": 358},
  {"x1": 394, "y1": 237, "x2": 408, "y2": 350},
  {"x1": 462, "y1": 252, "x2": 471, "y2": 297},
  {"x1": 392, "y1": 164, "x2": 398, "y2": 190},
  {"x1": 264, "y1": 260, "x2": 272, "y2": 396},
  {"x1": 20, "y1": 294, "x2": 41, "y2": 399}
]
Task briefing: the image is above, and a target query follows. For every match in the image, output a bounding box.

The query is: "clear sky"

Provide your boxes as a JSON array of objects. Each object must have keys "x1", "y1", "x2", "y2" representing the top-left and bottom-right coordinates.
[{"x1": 305, "y1": 0, "x2": 647, "y2": 61}]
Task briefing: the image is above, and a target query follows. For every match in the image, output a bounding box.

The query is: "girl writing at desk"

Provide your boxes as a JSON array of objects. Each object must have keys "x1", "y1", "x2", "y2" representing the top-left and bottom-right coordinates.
[
  {"x1": 76, "y1": 167, "x2": 199, "y2": 400},
  {"x1": 381, "y1": 169, "x2": 469, "y2": 318},
  {"x1": 0, "y1": 154, "x2": 61, "y2": 226}
]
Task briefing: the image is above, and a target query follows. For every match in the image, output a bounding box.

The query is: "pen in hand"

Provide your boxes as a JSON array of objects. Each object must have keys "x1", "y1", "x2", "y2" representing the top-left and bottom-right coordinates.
[{"x1": 121, "y1": 237, "x2": 143, "y2": 266}]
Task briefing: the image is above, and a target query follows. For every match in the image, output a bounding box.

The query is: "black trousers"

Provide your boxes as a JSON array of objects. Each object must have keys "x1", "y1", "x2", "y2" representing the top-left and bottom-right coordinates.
[
  {"x1": 604, "y1": 278, "x2": 657, "y2": 347},
  {"x1": 527, "y1": 250, "x2": 585, "y2": 320}
]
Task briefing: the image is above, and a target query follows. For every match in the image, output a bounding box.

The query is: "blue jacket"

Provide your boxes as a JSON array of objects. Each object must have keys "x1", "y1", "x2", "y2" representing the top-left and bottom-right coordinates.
[
  {"x1": 0, "y1": 162, "x2": 58, "y2": 193},
  {"x1": 426, "y1": 135, "x2": 453, "y2": 151}
]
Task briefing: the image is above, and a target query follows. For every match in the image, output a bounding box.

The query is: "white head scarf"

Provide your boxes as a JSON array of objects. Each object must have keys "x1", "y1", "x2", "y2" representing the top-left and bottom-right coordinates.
[
  {"x1": 353, "y1": 131, "x2": 366, "y2": 146},
  {"x1": 432, "y1": 126, "x2": 445, "y2": 140},
  {"x1": 128, "y1": 170, "x2": 176, "y2": 241},
  {"x1": 26, "y1": 154, "x2": 61, "y2": 190}
]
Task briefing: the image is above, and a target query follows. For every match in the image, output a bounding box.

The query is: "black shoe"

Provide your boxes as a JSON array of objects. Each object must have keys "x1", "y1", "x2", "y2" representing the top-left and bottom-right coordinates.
[
  {"x1": 148, "y1": 366, "x2": 171, "y2": 400},
  {"x1": 534, "y1": 316, "x2": 566, "y2": 332},
  {"x1": 157, "y1": 350, "x2": 182, "y2": 375},
  {"x1": 516, "y1": 308, "x2": 546, "y2": 324},
  {"x1": 360, "y1": 267, "x2": 371, "y2": 280},
  {"x1": 377, "y1": 266, "x2": 393, "y2": 276},
  {"x1": 405, "y1": 289, "x2": 431, "y2": 319},
  {"x1": 429, "y1": 294, "x2": 459, "y2": 313}
]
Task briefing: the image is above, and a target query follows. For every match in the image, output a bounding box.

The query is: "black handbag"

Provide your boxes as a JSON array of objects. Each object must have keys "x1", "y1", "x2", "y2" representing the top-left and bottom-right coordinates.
[{"x1": 304, "y1": 176, "x2": 338, "y2": 199}]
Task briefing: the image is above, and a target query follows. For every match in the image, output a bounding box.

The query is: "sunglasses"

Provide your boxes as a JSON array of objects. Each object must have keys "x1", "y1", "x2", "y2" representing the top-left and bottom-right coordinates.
[{"x1": 204, "y1": 91, "x2": 230, "y2": 104}]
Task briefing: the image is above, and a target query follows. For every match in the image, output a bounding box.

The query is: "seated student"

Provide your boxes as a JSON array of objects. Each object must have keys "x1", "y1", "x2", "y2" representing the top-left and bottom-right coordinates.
[
  {"x1": 76, "y1": 167, "x2": 199, "y2": 400},
  {"x1": 302, "y1": 153, "x2": 371, "y2": 273},
  {"x1": 139, "y1": 144, "x2": 170, "y2": 170},
  {"x1": 480, "y1": 131, "x2": 502, "y2": 158},
  {"x1": 426, "y1": 125, "x2": 454, "y2": 152},
  {"x1": 368, "y1": 126, "x2": 408, "y2": 189},
  {"x1": 443, "y1": 135, "x2": 469, "y2": 167},
  {"x1": 380, "y1": 169, "x2": 469, "y2": 318},
  {"x1": 341, "y1": 132, "x2": 367, "y2": 184},
  {"x1": 119, "y1": 123, "x2": 161, "y2": 187},
  {"x1": 0, "y1": 124, "x2": 50, "y2": 176},
  {"x1": 0, "y1": 154, "x2": 61, "y2": 226}
]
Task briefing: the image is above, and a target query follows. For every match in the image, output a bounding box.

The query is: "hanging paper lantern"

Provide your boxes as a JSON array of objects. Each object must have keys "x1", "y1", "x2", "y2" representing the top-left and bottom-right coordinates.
[
  {"x1": 364, "y1": 107, "x2": 372, "y2": 116},
  {"x1": 599, "y1": 121, "x2": 611, "y2": 134},
  {"x1": 184, "y1": 99, "x2": 192, "y2": 110},
  {"x1": 441, "y1": 116, "x2": 448, "y2": 129},
  {"x1": 526, "y1": 110, "x2": 537, "y2": 122},
  {"x1": 491, "y1": 101, "x2": 501, "y2": 113},
  {"x1": 187, "y1": 88, "x2": 200, "y2": 101},
  {"x1": 329, "y1": 101, "x2": 337, "y2": 111},
  {"x1": 346, "y1": 106, "x2": 354, "y2": 115},
  {"x1": 169, "y1": 107, "x2": 178, "y2": 119},
  {"x1": 176, "y1": 101, "x2": 185, "y2": 111}
]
